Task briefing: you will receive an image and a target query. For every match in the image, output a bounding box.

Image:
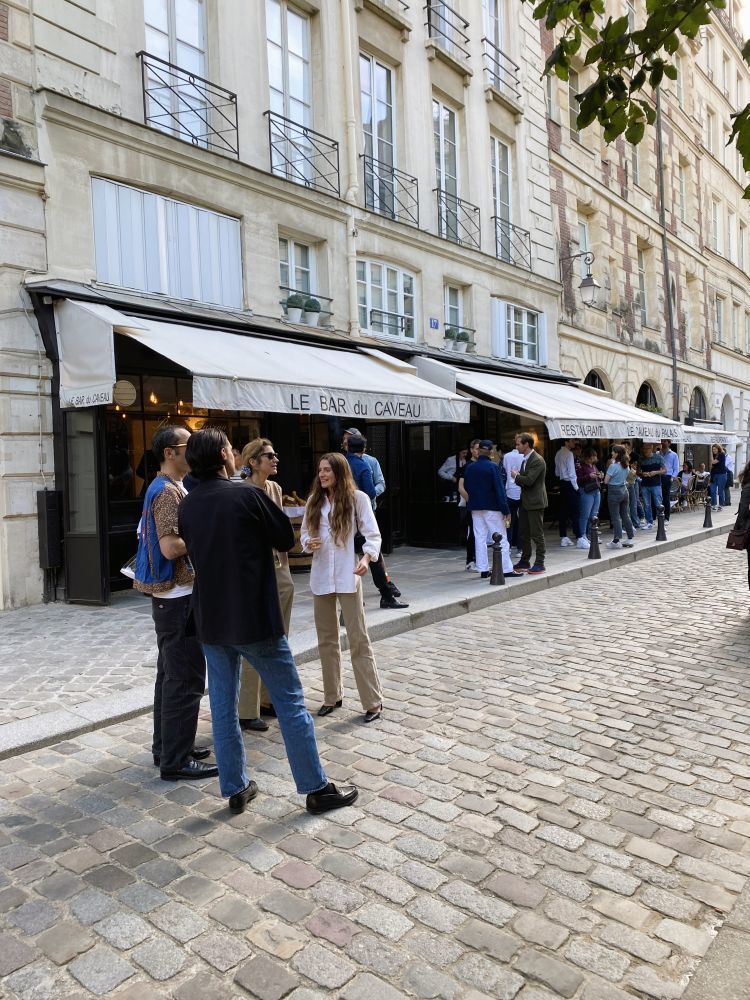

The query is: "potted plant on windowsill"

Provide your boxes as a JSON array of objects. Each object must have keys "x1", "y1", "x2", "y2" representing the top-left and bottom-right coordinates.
[
  {"x1": 444, "y1": 326, "x2": 457, "y2": 349},
  {"x1": 286, "y1": 293, "x2": 305, "y2": 323},
  {"x1": 303, "y1": 297, "x2": 321, "y2": 327},
  {"x1": 454, "y1": 329, "x2": 471, "y2": 354}
]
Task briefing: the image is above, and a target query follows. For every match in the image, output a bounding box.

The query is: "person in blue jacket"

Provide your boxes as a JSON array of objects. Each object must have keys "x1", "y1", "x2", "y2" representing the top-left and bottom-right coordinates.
[{"x1": 463, "y1": 439, "x2": 523, "y2": 579}]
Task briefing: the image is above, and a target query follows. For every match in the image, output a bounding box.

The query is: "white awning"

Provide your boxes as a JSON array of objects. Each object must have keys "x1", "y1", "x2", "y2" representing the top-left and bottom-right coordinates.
[
  {"x1": 114, "y1": 317, "x2": 469, "y2": 423},
  {"x1": 414, "y1": 357, "x2": 683, "y2": 441},
  {"x1": 682, "y1": 425, "x2": 738, "y2": 446}
]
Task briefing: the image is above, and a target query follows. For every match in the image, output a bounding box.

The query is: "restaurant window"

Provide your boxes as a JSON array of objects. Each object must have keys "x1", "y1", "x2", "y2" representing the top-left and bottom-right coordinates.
[
  {"x1": 357, "y1": 259, "x2": 415, "y2": 339},
  {"x1": 279, "y1": 237, "x2": 312, "y2": 295},
  {"x1": 91, "y1": 177, "x2": 243, "y2": 308},
  {"x1": 491, "y1": 299, "x2": 546, "y2": 364}
]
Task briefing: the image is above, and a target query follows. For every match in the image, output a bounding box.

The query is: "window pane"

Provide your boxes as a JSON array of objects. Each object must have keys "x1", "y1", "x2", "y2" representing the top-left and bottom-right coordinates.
[
  {"x1": 175, "y1": 0, "x2": 204, "y2": 49},
  {"x1": 144, "y1": 0, "x2": 168, "y2": 33}
]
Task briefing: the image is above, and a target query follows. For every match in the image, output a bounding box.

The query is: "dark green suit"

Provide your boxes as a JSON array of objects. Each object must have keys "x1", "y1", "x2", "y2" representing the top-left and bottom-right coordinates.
[{"x1": 515, "y1": 450, "x2": 547, "y2": 565}]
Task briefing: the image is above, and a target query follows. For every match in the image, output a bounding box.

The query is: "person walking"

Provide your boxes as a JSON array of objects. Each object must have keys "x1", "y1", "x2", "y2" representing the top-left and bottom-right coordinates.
[
  {"x1": 458, "y1": 439, "x2": 481, "y2": 570},
  {"x1": 511, "y1": 433, "x2": 548, "y2": 574},
  {"x1": 463, "y1": 440, "x2": 523, "y2": 579},
  {"x1": 503, "y1": 433, "x2": 524, "y2": 553},
  {"x1": 236, "y1": 438, "x2": 295, "y2": 732},
  {"x1": 710, "y1": 444, "x2": 727, "y2": 512},
  {"x1": 732, "y1": 458, "x2": 750, "y2": 591},
  {"x1": 302, "y1": 452, "x2": 384, "y2": 723},
  {"x1": 178, "y1": 428, "x2": 357, "y2": 816},
  {"x1": 659, "y1": 440, "x2": 680, "y2": 521},
  {"x1": 575, "y1": 446, "x2": 601, "y2": 548},
  {"x1": 554, "y1": 439, "x2": 581, "y2": 546},
  {"x1": 604, "y1": 445, "x2": 635, "y2": 549},
  {"x1": 134, "y1": 425, "x2": 216, "y2": 783},
  {"x1": 638, "y1": 443, "x2": 664, "y2": 529}
]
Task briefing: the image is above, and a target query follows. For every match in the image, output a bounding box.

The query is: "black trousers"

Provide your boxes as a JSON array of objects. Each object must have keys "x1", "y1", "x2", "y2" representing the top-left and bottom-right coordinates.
[
  {"x1": 660, "y1": 476, "x2": 673, "y2": 520},
  {"x1": 460, "y1": 508, "x2": 476, "y2": 565},
  {"x1": 559, "y1": 482, "x2": 581, "y2": 538},
  {"x1": 368, "y1": 553, "x2": 390, "y2": 595},
  {"x1": 151, "y1": 594, "x2": 206, "y2": 771},
  {"x1": 507, "y1": 497, "x2": 521, "y2": 549}
]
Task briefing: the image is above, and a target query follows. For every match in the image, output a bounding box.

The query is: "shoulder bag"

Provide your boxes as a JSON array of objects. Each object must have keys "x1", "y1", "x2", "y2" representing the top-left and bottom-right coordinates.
[{"x1": 726, "y1": 527, "x2": 750, "y2": 551}]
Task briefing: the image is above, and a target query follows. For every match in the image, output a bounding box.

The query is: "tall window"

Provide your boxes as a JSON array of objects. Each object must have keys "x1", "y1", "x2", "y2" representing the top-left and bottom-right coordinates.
[
  {"x1": 491, "y1": 136, "x2": 512, "y2": 260},
  {"x1": 706, "y1": 109, "x2": 715, "y2": 153},
  {"x1": 705, "y1": 31, "x2": 714, "y2": 78},
  {"x1": 584, "y1": 370, "x2": 605, "y2": 390},
  {"x1": 360, "y1": 54, "x2": 395, "y2": 217},
  {"x1": 711, "y1": 198, "x2": 721, "y2": 252},
  {"x1": 637, "y1": 248, "x2": 647, "y2": 325},
  {"x1": 715, "y1": 295, "x2": 724, "y2": 342},
  {"x1": 144, "y1": 0, "x2": 206, "y2": 141},
  {"x1": 483, "y1": 0, "x2": 504, "y2": 51},
  {"x1": 491, "y1": 301, "x2": 545, "y2": 363},
  {"x1": 279, "y1": 237, "x2": 312, "y2": 295},
  {"x1": 746, "y1": 312, "x2": 750, "y2": 354},
  {"x1": 444, "y1": 285, "x2": 463, "y2": 330},
  {"x1": 689, "y1": 387, "x2": 707, "y2": 419},
  {"x1": 631, "y1": 142, "x2": 640, "y2": 187},
  {"x1": 577, "y1": 218, "x2": 590, "y2": 278},
  {"x1": 722, "y1": 54, "x2": 731, "y2": 99},
  {"x1": 678, "y1": 163, "x2": 687, "y2": 223},
  {"x1": 727, "y1": 210, "x2": 736, "y2": 262},
  {"x1": 357, "y1": 260, "x2": 415, "y2": 339},
  {"x1": 433, "y1": 99, "x2": 459, "y2": 239},
  {"x1": 636, "y1": 382, "x2": 658, "y2": 410},
  {"x1": 568, "y1": 69, "x2": 579, "y2": 137},
  {"x1": 266, "y1": 0, "x2": 312, "y2": 183},
  {"x1": 740, "y1": 222, "x2": 746, "y2": 270},
  {"x1": 675, "y1": 53, "x2": 684, "y2": 107},
  {"x1": 732, "y1": 303, "x2": 740, "y2": 348},
  {"x1": 92, "y1": 177, "x2": 242, "y2": 308}
]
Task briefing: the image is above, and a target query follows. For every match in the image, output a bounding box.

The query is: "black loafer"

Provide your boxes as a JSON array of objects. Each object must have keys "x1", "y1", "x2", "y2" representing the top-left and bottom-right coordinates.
[
  {"x1": 259, "y1": 704, "x2": 276, "y2": 718},
  {"x1": 387, "y1": 581, "x2": 402, "y2": 598},
  {"x1": 239, "y1": 718, "x2": 269, "y2": 732},
  {"x1": 153, "y1": 746, "x2": 211, "y2": 767},
  {"x1": 160, "y1": 760, "x2": 219, "y2": 781},
  {"x1": 505, "y1": 571, "x2": 525, "y2": 578},
  {"x1": 306, "y1": 782, "x2": 359, "y2": 814},
  {"x1": 317, "y1": 700, "x2": 342, "y2": 717},
  {"x1": 229, "y1": 780, "x2": 258, "y2": 814},
  {"x1": 480, "y1": 571, "x2": 490, "y2": 579},
  {"x1": 380, "y1": 596, "x2": 409, "y2": 609},
  {"x1": 364, "y1": 706, "x2": 382, "y2": 723}
]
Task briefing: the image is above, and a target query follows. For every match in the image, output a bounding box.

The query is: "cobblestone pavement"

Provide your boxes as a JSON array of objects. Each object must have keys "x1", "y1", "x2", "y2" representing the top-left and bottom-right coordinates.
[{"x1": 1, "y1": 532, "x2": 750, "y2": 998}]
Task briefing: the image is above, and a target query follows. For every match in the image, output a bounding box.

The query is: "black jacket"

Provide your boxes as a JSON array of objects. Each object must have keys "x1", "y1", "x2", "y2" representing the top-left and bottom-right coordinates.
[
  {"x1": 733, "y1": 480, "x2": 750, "y2": 536},
  {"x1": 178, "y1": 476, "x2": 294, "y2": 645}
]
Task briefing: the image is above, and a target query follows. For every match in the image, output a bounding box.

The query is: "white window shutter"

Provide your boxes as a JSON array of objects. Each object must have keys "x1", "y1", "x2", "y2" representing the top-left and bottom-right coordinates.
[
  {"x1": 537, "y1": 312, "x2": 548, "y2": 367},
  {"x1": 491, "y1": 298, "x2": 507, "y2": 358}
]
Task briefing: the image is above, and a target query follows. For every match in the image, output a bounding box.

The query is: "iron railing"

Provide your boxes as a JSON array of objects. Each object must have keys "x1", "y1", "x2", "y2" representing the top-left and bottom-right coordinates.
[
  {"x1": 493, "y1": 217, "x2": 532, "y2": 269},
  {"x1": 444, "y1": 323, "x2": 476, "y2": 342},
  {"x1": 435, "y1": 188, "x2": 481, "y2": 249},
  {"x1": 279, "y1": 286, "x2": 334, "y2": 320},
  {"x1": 369, "y1": 308, "x2": 414, "y2": 338},
  {"x1": 361, "y1": 155, "x2": 419, "y2": 226},
  {"x1": 482, "y1": 38, "x2": 521, "y2": 101},
  {"x1": 424, "y1": 1, "x2": 470, "y2": 61},
  {"x1": 264, "y1": 110, "x2": 340, "y2": 196},
  {"x1": 137, "y1": 51, "x2": 239, "y2": 158}
]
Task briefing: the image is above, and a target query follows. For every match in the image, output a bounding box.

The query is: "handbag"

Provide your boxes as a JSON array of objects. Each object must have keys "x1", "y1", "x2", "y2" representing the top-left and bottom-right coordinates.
[
  {"x1": 726, "y1": 528, "x2": 749, "y2": 551},
  {"x1": 582, "y1": 480, "x2": 599, "y2": 494}
]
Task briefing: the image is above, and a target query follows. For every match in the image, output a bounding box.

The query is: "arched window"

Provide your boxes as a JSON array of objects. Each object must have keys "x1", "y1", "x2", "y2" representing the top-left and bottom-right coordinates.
[
  {"x1": 636, "y1": 382, "x2": 659, "y2": 411},
  {"x1": 584, "y1": 370, "x2": 605, "y2": 390},
  {"x1": 689, "y1": 387, "x2": 707, "y2": 420}
]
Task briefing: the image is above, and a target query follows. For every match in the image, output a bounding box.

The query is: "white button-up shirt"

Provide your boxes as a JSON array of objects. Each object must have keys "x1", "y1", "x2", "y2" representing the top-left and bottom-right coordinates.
[
  {"x1": 301, "y1": 490, "x2": 381, "y2": 595},
  {"x1": 554, "y1": 446, "x2": 578, "y2": 489},
  {"x1": 503, "y1": 448, "x2": 523, "y2": 500}
]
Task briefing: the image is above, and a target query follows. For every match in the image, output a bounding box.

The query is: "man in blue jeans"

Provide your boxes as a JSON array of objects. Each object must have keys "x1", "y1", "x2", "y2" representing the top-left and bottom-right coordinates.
[{"x1": 178, "y1": 428, "x2": 358, "y2": 816}]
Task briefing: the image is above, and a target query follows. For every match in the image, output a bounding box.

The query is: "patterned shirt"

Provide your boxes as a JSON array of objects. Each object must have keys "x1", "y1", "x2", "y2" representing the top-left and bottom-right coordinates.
[{"x1": 134, "y1": 476, "x2": 194, "y2": 595}]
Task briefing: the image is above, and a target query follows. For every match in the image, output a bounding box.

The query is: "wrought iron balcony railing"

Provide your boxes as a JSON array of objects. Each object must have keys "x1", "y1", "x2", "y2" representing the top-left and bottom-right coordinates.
[
  {"x1": 482, "y1": 38, "x2": 521, "y2": 101},
  {"x1": 264, "y1": 111, "x2": 340, "y2": 196},
  {"x1": 361, "y1": 155, "x2": 419, "y2": 227},
  {"x1": 279, "y1": 286, "x2": 334, "y2": 320},
  {"x1": 435, "y1": 188, "x2": 481, "y2": 250},
  {"x1": 369, "y1": 308, "x2": 415, "y2": 338},
  {"x1": 137, "y1": 51, "x2": 239, "y2": 158},
  {"x1": 493, "y1": 217, "x2": 532, "y2": 269},
  {"x1": 424, "y1": 1, "x2": 470, "y2": 62}
]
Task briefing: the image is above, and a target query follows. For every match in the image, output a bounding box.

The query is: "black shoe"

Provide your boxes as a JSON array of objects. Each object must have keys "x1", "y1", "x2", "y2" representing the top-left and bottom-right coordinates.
[
  {"x1": 259, "y1": 704, "x2": 277, "y2": 718},
  {"x1": 480, "y1": 571, "x2": 490, "y2": 579},
  {"x1": 229, "y1": 780, "x2": 258, "y2": 814},
  {"x1": 160, "y1": 760, "x2": 219, "y2": 781},
  {"x1": 239, "y1": 718, "x2": 269, "y2": 732},
  {"x1": 505, "y1": 571, "x2": 525, "y2": 578},
  {"x1": 387, "y1": 580, "x2": 402, "y2": 598},
  {"x1": 153, "y1": 746, "x2": 211, "y2": 767},
  {"x1": 364, "y1": 706, "x2": 382, "y2": 723},
  {"x1": 306, "y1": 782, "x2": 359, "y2": 815},
  {"x1": 317, "y1": 700, "x2": 342, "y2": 717},
  {"x1": 380, "y1": 596, "x2": 409, "y2": 609}
]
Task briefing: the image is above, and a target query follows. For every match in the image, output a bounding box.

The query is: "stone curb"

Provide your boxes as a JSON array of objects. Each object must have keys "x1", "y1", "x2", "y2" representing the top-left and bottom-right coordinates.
[
  {"x1": 682, "y1": 876, "x2": 750, "y2": 1000},
  {"x1": 0, "y1": 521, "x2": 732, "y2": 761}
]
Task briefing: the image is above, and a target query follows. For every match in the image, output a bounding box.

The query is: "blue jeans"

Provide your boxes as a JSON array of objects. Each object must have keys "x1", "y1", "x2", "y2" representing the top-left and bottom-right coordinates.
[
  {"x1": 628, "y1": 482, "x2": 640, "y2": 527},
  {"x1": 641, "y1": 483, "x2": 662, "y2": 524},
  {"x1": 607, "y1": 485, "x2": 634, "y2": 541},
  {"x1": 711, "y1": 474, "x2": 727, "y2": 507},
  {"x1": 578, "y1": 488, "x2": 600, "y2": 538},
  {"x1": 201, "y1": 636, "x2": 328, "y2": 798}
]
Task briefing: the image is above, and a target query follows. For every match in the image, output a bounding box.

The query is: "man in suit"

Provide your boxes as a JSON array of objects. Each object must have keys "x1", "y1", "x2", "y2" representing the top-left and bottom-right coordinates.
[
  {"x1": 463, "y1": 439, "x2": 523, "y2": 580},
  {"x1": 179, "y1": 427, "x2": 358, "y2": 817},
  {"x1": 511, "y1": 433, "x2": 548, "y2": 575}
]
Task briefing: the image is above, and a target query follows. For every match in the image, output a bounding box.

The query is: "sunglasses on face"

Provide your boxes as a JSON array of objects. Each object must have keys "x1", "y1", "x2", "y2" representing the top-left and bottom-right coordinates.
[{"x1": 260, "y1": 451, "x2": 278, "y2": 460}]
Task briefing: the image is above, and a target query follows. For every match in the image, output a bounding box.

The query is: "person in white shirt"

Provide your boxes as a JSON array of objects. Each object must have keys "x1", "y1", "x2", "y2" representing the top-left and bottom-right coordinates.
[
  {"x1": 302, "y1": 452, "x2": 383, "y2": 724},
  {"x1": 437, "y1": 449, "x2": 468, "y2": 487},
  {"x1": 502, "y1": 433, "x2": 524, "y2": 552},
  {"x1": 554, "y1": 438, "x2": 581, "y2": 546},
  {"x1": 725, "y1": 449, "x2": 735, "y2": 507}
]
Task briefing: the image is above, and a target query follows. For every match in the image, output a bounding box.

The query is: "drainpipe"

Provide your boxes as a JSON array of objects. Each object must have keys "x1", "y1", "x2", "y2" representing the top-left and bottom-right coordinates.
[
  {"x1": 655, "y1": 89, "x2": 680, "y2": 422},
  {"x1": 340, "y1": 0, "x2": 361, "y2": 339}
]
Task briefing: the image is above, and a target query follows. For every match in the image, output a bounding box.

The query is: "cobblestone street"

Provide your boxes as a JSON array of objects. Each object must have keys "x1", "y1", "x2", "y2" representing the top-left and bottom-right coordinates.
[{"x1": 2, "y1": 532, "x2": 750, "y2": 999}]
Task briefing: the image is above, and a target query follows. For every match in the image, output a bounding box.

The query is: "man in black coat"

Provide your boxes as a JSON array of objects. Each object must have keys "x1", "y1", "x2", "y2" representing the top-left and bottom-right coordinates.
[{"x1": 178, "y1": 428, "x2": 357, "y2": 816}]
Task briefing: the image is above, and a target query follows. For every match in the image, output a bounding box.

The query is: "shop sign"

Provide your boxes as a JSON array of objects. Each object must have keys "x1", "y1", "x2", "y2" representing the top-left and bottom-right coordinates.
[
  {"x1": 60, "y1": 384, "x2": 113, "y2": 408},
  {"x1": 113, "y1": 380, "x2": 137, "y2": 406},
  {"x1": 546, "y1": 418, "x2": 683, "y2": 441}
]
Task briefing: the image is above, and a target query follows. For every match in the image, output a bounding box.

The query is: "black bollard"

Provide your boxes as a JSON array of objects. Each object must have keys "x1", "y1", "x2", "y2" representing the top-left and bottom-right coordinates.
[
  {"x1": 655, "y1": 504, "x2": 667, "y2": 541},
  {"x1": 588, "y1": 517, "x2": 602, "y2": 560},
  {"x1": 490, "y1": 532, "x2": 506, "y2": 585},
  {"x1": 702, "y1": 495, "x2": 713, "y2": 529}
]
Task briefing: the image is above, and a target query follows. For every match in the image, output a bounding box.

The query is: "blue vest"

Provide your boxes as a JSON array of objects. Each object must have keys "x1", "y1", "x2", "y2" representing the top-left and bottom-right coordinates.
[{"x1": 134, "y1": 475, "x2": 176, "y2": 588}]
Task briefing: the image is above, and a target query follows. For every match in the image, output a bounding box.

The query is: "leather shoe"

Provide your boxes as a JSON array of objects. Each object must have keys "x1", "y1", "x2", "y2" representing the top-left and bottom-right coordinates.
[
  {"x1": 317, "y1": 700, "x2": 342, "y2": 717},
  {"x1": 229, "y1": 780, "x2": 258, "y2": 814},
  {"x1": 306, "y1": 781, "x2": 359, "y2": 814},
  {"x1": 387, "y1": 580, "x2": 402, "y2": 598},
  {"x1": 364, "y1": 705, "x2": 382, "y2": 723},
  {"x1": 160, "y1": 759, "x2": 219, "y2": 781},
  {"x1": 153, "y1": 746, "x2": 210, "y2": 767},
  {"x1": 505, "y1": 571, "x2": 525, "y2": 578},
  {"x1": 259, "y1": 704, "x2": 277, "y2": 718},
  {"x1": 380, "y1": 596, "x2": 409, "y2": 609},
  {"x1": 240, "y1": 717, "x2": 269, "y2": 732},
  {"x1": 480, "y1": 571, "x2": 490, "y2": 579}
]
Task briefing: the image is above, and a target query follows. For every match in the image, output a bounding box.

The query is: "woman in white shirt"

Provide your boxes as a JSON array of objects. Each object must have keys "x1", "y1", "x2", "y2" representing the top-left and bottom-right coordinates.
[{"x1": 302, "y1": 452, "x2": 383, "y2": 723}]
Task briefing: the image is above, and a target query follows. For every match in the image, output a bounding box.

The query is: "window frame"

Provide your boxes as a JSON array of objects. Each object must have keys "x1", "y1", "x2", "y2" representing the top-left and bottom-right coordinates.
[
  {"x1": 568, "y1": 69, "x2": 580, "y2": 138},
  {"x1": 444, "y1": 284, "x2": 463, "y2": 330},
  {"x1": 715, "y1": 294, "x2": 724, "y2": 342},
  {"x1": 356, "y1": 258, "x2": 417, "y2": 341},
  {"x1": 637, "y1": 248, "x2": 647, "y2": 326},
  {"x1": 266, "y1": 0, "x2": 312, "y2": 125},
  {"x1": 278, "y1": 236, "x2": 314, "y2": 296},
  {"x1": 491, "y1": 299, "x2": 547, "y2": 365}
]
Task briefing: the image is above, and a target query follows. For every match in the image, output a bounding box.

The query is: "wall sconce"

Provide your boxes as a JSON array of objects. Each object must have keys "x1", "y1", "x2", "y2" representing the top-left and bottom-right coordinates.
[{"x1": 559, "y1": 251, "x2": 600, "y2": 307}]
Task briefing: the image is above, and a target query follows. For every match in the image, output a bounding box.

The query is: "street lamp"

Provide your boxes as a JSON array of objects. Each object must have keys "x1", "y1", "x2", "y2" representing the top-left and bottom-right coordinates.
[{"x1": 559, "y1": 250, "x2": 600, "y2": 307}]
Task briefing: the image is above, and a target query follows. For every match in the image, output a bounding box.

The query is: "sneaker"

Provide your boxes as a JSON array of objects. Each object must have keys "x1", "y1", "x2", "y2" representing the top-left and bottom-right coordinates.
[
  {"x1": 576, "y1": 537, "x2": 590, "y2": 550},
  {"x1": 527, "y1": 564, "x2": 546, "y2": 574},
  {"x1": 718, "y1": 506, "x2": 723, "y2": 512},
  {"x1": 639, "y1": 519, "x2": 647, "y2": 528},
  {"x1": 711, "y1": 506, "x2": 719, "y2": 511},
  {"x1": 622, "y1": 538, "x2": 635, "y2": 548},
  {"x1": 644, "y1": 522, "x2": 654, "y2": 530},
  {"x1": 606, "y1": 540, "x2": 622, "y2": 549},
  {"x1": 465, "y1": 561, "x2": 477, "y2": 572},
  {"x1": 560, "y1": 537, "x2": 573, "y2": 547}
]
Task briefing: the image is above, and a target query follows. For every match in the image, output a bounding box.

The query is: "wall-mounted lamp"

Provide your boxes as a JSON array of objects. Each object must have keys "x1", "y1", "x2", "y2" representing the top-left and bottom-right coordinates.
[{"x1": 559, "y1": 250, "x2": 600, "y2": 307}]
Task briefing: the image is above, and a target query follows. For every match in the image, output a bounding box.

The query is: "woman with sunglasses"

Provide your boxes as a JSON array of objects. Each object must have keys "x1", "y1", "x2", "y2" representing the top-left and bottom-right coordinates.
[
  {"x1": 236, "y1": 438, "x2": 294, "y2": 731},
  {"x1": 302, "y1": 452, "x2": 383, "y2": 723}
]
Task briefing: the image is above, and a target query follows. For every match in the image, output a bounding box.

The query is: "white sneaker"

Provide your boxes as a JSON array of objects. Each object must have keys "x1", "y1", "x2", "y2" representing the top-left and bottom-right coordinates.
[
  {"x1": 560, "y1": 537, "x2": 573, "y2": 547},
  {"x1": 465, "y1": 562, "x2": 477, "y2": 572},
  {"x1": 607, "y1": 540, "x2": 622, "y2": 549},
  {"x1": 622, "y1": 538, "x2": 634, "y2": 547},
  {"x1": 644, "y1": 523, "x2": 654, "y2": 530},
  {"x1": 576, "y1": 537, "x2": 590, "y2": 549},
  {"x1": 639, "y1": 519, "x2": 647, "y2": 528}
]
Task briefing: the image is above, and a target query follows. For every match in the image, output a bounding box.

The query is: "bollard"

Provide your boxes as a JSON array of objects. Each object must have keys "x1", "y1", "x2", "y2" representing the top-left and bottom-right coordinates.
[
  {"x1": 490, "y1": 533, "x2": 506, "y2": 585},
  {"x1": 655, "y1": 504, "x2": 667, "y2": 541},
  {"x1": 588, "y1": 516, "x2": 602, "y2": 560},
  {"x1": 702, "y1": 495, "x2": 713, "y2": 529}
]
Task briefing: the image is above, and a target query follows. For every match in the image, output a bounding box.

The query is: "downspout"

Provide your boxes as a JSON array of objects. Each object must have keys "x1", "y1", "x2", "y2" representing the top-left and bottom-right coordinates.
[
  {"x1": 339, "y1": 0, "x2": 360, "y2": 338},
  {"x1": 655, "y1": 89, "x2": 680, "y2": 422}
]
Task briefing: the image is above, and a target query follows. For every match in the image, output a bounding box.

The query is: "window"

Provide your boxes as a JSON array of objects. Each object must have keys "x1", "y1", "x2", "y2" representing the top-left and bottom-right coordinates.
[
  {"x1": 357, "y1": 259, "x2": 415, "y2": 339},
  {"x1": 631, "y1": 142, "x2": 640, "y2": 187},
  {"x1": 636, "y1": 382, "x2": 658, "y2": 410},
  {"x1": 267, "y1": 0, "x2": 311, "y2": 123},
  {"x1": 568, "y1": 69, "x2": 579, "y2": 137},
  {"x1": 675, "y1": 53, "x2": 683, "y2": 107},
  {"x1": 584, "y1": 370, "x2": 605, "y2": 390},
  {"x1": 722, "y1": 54, "x2": 730, "y2": 99},
  {"x1": 626, "y1": 0, "x2": 635, "y2": 32},
  {"x1": 705, "y1": 31, "x2": 714, "y2": 78},
  {"x1": 483, "y1": 0, "x2": 504, "y2": 52},
  {"x1": 545, "y1": 74, "x2": 555, "y2": 118},
  {"x1": 723, "y1": 126, "x2": 731, "y2": 169},
  {"x1": 433, "y1": 98, "x2": 459, "y2": 239},
  {"x1": 711, "y1": 198, "x2": 721, "y2": 252},
  {"x1": 491, "y1": 136, "x2": 514, "y2": 260},
  {"x1": 715, "y1": 295, "x2": 724, "y2": 342},
  {"x1": 444, "y1": 285, "x2": 463, "y2": 329},
  {"x1": 577, "y1": 217, "x2": 590, "y2": 278},
  {"x1": 727, "y1": 210, "x2": 736, "y2": 262},
  {"x1": 678, "y1": 163, "x2": 687, "y2": 223},
  {"x1": 279, "y1": 237, "x2": 312, "y2": 295},
  {"x1": 706, "y1": 109, "x2": 715, "y2": 153},
  {"x1": 360, "y1": 54, "x2": 395, "y2": 217},
  {"x1": 746, "y1": 312, "x2": 750, "y2": 354},
  {"x1": 144, "y1": 0, "x2": 206, "y2": 141},
  {"x1": 491, "y1": 300, "x2": 546, "y2": 364},
  {"x1": 689, "y1": 387, "x2": 707, "y2": 420},
  {"x1": 91, "y1": 177, "x2": 242, "y2": 308},
  {"x1": 738, "y1": 73, "x2": 744, "y2": 108},
  {"x1": 740, "y1": 222, "x2": 746, "y2": 270},
  {"x1": 637, "y1": 248, "x2": 647, "y2": 325},
  {"x1": 732, "y1": 303, "x2": 740, "y2": 348}
]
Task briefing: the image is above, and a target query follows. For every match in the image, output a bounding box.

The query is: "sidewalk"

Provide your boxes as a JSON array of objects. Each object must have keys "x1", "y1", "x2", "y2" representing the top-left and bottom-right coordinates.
[{"x1": 0, "y1": 505, "x2": 735, "y2": 759}]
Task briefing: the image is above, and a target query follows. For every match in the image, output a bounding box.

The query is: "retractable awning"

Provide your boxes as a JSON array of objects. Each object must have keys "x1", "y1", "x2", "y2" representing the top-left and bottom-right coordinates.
[
  {"x1": 414, "y1": 357, "x2": 683, "y2": 441},
  {"x1": 54, "y1": 301, "x2": 469, "y2": 423},
  {"x1": 682, "y1": 425, "x2": 738, "y2": 446}
]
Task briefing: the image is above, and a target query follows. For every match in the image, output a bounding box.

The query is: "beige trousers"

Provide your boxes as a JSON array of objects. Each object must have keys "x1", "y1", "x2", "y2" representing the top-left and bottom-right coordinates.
[
  {"x1": 314, "y1": 578, "x2": 382, "y2": 711},
  {"x1": 238, "y1": 563, "x2": 294, "y2": 719}
]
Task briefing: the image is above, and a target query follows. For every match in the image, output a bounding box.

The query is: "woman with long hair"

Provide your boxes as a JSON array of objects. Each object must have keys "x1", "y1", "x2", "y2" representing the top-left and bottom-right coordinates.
[
  {"x1": 734, "y1": 458, "x2": 750, "y2": 591},
  {"x1": 710, "y1": 444, "x2": 727, "y2": 512},
  {"x1": 604, "y1": 444, "x2": 635, "y2": 549},
  {"x1": 575, "y1": 445, "x2": 601, "y2": 548},
  {"x1": 302, "y1": 453, "x2": 383, "y2": 723}
]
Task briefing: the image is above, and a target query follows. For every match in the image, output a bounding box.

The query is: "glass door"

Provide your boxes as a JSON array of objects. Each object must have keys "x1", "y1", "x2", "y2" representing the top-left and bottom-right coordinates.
[
  {"x1": 360, "y1": 54, "x2": 395, "y2": 218},
  {"x1": 63, "y1": 409, "x2": 109, "y2": 604}
]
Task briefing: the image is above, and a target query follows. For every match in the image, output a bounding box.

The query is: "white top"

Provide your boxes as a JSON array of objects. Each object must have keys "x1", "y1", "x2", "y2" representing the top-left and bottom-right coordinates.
[
  {"x1": 438, "y1": 455, "x2": 459, "y2": 481},
  {"x1": 301, "y1": 490, "x2": 381, "y2": 595},
  {"x1": 726, "y1": 452, "x2": 735, "y2": 472},
  {"x1": 554, "y1": 446, "x2": 578, "y2": 489},
  {"x1": 503, "y1": 448, "x2": 523, "y2": 500}
]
